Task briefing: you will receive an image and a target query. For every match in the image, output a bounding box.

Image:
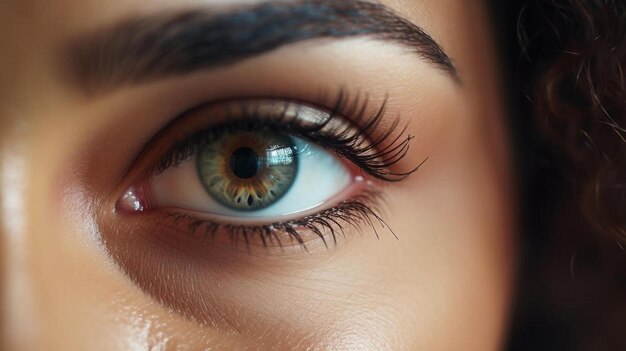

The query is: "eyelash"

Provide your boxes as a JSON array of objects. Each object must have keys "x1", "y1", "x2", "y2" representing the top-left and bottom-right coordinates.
[
  {"x1": 165, "y1": 191, "x2": 394, "y2": 251},
  {"x1": 132, "y1": 90, "x2": 419, "y2": 250},
  {"x1": 151, "y1": 90, "x2": 420, "y2": 182}
]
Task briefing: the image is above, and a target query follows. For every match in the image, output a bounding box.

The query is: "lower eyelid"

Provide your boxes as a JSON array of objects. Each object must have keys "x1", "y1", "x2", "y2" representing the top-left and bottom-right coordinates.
[
  {"x1": 121, "y1": 167, "x2": 377, "y2": 222},
  {"x1": 113, "y1": 185, "x2": 386, "y2": 254},
  {"x1": 96, "y1": 194, "x2": 384, "y2": 331}
]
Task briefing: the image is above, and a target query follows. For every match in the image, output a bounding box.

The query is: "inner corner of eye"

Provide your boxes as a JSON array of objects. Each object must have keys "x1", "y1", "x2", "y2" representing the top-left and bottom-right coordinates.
[
  {"x1": 116, "y1": 128, "x2": 374, "y2": 220},
  {"x1": 116, "y1": 184, "x2": 152, "y2": 213}
]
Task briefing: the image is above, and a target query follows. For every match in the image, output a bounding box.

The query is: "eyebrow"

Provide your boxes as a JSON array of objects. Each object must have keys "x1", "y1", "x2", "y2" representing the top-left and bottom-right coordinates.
[{"x1": 65, "y1": 0, "x2": 459, "y2": 94}]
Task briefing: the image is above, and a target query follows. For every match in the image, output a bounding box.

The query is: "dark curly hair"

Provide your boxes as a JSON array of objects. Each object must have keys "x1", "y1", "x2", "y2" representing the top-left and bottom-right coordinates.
[{"x1": 493, "y1": 1, "x2": 625, "y2": 350}]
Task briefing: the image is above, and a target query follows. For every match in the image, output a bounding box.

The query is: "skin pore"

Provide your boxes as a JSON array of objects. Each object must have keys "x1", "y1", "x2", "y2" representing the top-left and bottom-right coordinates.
[{"x1": 0, "y1": 0, "x2": 514, "y2": 350}]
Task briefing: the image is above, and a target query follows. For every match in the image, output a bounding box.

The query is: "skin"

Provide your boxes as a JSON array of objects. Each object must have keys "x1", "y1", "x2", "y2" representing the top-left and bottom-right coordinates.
[{"x1": 0, "y1": 0, "x2": 515, "y2": 350}]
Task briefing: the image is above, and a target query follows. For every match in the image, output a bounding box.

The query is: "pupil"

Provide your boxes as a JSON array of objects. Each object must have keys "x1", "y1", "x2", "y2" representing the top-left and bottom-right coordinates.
[{"x1": 229, "y1": 147, "x2": 259, "y2": 179}]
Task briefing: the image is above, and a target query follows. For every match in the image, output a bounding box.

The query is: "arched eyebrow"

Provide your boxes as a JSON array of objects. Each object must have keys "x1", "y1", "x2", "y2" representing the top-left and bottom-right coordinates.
[{"x1": 64, "y1": 0, "x2": 460, "y2": 95}]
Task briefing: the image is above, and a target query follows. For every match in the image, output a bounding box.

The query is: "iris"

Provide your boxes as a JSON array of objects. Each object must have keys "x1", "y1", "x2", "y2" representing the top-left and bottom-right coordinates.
[{"x1": 197, "y1": 129, "x2": 298, "y2": 211}]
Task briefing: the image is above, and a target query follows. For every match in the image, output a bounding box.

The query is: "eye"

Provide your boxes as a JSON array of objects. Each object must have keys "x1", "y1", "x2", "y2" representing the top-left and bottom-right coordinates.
[
  {"x1": 131, "y1": 128, "x2": 354, "y2": 220},
  {"x1": 116, "y1": 95, "x2": 419, "y2": 248}
]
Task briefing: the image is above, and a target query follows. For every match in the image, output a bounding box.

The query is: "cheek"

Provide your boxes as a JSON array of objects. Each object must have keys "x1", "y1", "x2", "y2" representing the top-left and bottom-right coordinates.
[
  {"x1": 349, "y1": 85, "x2": 514, "y2": 348},
  {"x1": 415, "y1": 103, "x2": 514, "y2": 348},
  {"x1": 312, "y1": 99, "x2": 514, "y2": 349}
]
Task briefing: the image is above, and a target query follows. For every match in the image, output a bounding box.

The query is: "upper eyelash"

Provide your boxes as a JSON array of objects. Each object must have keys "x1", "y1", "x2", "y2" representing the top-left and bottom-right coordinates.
[{"x1": 151, "y1": 90, "x2": 422, "y2": 182}]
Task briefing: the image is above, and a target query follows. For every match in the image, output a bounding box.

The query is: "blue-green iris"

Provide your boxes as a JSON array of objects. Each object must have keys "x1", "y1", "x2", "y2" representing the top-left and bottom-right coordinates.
[{"x1": 197, "y1": 129, "x2": 298, "y2": 211}]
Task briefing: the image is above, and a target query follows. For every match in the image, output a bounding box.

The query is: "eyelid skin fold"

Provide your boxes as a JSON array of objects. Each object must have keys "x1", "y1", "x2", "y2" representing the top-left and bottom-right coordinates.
[{"x1": 128, "y1": 91, "x2": 421, "y2": 183}]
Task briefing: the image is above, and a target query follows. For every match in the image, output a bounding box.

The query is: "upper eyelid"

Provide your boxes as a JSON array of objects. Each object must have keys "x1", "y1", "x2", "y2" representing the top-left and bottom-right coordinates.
[
  {"x1": 146, "y1": 97, "x2": 368, "y2": 170},
  {"x1": 125, "y1": 94, "x2": 419, "y2": 185},
  {"x1": 111, "y1": 93, "x2": 357, "y2": 185}
]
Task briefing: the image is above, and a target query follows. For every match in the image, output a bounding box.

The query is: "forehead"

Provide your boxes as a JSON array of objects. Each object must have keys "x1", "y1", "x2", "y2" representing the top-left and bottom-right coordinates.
[
  {"x1": 0, "y1": 0, "x2": 493, "y2": 130},
  {"x1": 0, "y1": 0, "x2": 487, "y2": 81}
]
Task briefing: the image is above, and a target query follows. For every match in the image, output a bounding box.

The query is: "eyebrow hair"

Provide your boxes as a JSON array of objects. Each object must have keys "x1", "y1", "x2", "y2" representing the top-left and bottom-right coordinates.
[{"x1": 66, "y1": 0, "x2": 459, "y2": 94}]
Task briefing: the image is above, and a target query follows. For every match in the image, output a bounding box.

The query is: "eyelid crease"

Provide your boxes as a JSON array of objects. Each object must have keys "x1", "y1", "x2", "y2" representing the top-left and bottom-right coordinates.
[{"x1": 134, "y1": 90, "x2": 423, "y2": 184}]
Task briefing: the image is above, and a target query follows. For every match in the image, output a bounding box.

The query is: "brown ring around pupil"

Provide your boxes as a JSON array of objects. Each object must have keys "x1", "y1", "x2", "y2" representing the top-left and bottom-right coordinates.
[{"x1": 196, "y1": 129, "x2": 298, "y2": 212}]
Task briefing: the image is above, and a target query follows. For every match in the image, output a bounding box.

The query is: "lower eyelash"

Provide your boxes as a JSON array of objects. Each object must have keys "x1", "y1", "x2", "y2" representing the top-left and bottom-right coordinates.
[{"x1": 163, "y1": 190, "x2": 394, "y2": 251}]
